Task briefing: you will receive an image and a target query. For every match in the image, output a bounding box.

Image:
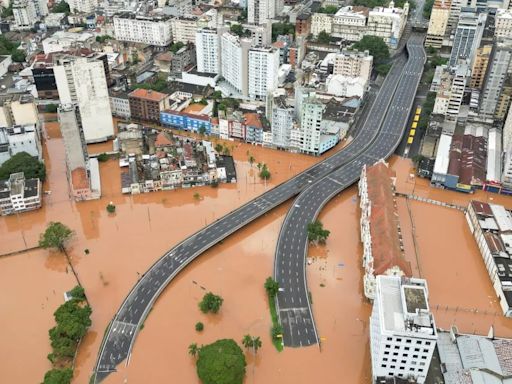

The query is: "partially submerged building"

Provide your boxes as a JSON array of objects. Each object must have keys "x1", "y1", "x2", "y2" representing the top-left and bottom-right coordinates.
[{"x1": 0, "y1": 172, "x2": 42, "y2": 216}]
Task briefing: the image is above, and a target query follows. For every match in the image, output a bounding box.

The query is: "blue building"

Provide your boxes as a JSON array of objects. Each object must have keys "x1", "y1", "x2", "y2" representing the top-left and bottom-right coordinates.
[{"x1": 160, "y1": 111, "x2": 212, "y2": 134}]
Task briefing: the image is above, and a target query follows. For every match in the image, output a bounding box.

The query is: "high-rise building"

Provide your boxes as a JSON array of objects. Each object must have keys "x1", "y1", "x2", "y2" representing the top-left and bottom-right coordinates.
[
  {"x1": 114, "y1": 13, "x2": 173, "y2": 46},
  {"x1": 12, "y1": 0, "x2": 36, "y2": 30},
  {"x1": 479, "y1": 38, "x2": 512, "y2": 120},
  {"x1": 432, "y1": 64, "x2": 469, "y2": 119},
  {"x1": 248, "y1": 0, "x2": 275, "y2": 25},
  {"x1": 196, "y1": 28, "x2": 220, "y2": 74},
  {"x1": 54, "y1": 55, "x2": 114, "y2": 143},
  {"x1": 271, "y1": 95, "x2": 294, "y2": 148},
  {"x1": 449, "y1": 8, "x2": 486, "y2": 67},
  {"x1": 496, "y1": 9, "x2": 512, "y2": 38},
  {"x1": 220, "y1": 32, "x2": 251, "y2": 96},
  {"x1": 333, "y1": 50, "x2": 373, "y2": 86},
  {"x1": 0, "y1": 173, "x2": 42, "y2": 216},
  {"x1": 248, "y1": 46, "x2": 279, "y2": 100},
  {"x1": 171, "y1": 16, "x2": 198, "y2": 44},
  {"x1": 425, "y1": 0, "x2": 451, "y2": 48},
  {"x1": 128, "y1": 88, "x2": 170, "y2": 123},
  {"x1": 300, "y1": 95, "x2": 324, "y2": 155},
  {"x1": 370, "y1": 275, "x2": 438, "y2": 384},
  {"x1": 367, "y1": 1, "x2": 409, "y2": 49},
  {"x1": 470, "y1": 44, "x2": 492, "y2": 89},
  {"x1": 58, "y1": 105, "x2": 100, "y2": 201},
  {"x1": 65, "y1": 0, "x2": 98, "y2": 13}
]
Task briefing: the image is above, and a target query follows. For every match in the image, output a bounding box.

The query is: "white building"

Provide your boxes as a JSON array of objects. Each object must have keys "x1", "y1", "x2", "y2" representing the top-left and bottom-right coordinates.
[
  {"x1": 220, "y1": 32, "x2": 251, "y2": 96},
  {"x1": 432, "y1": 64, "x2": 469, "y2": 119},
  {"x1": 367, "y1": 1, "x2": 409, "y2": 49},
  {"x1": 449, "y1": 9, "x2": 486, "y2": 67},
  {"x1": 300, "y1": 95, "x2": 324, "y2": 155},
  {"x1": 326, "y1": 75, "x2": 367, "y2": 97},
  {"x1": 110, "y1": 93, "x2": 131, "y2": 119},
  {"x1": 333, "y1": 50, "x2": 373, "y2": 86},
  {"x1": 248, "y1": 46, "x2": 279, "y2": 100},
  {"x1": 171, "y1": 16, "x2": 198, "y2": 44},
  {"x1": 370, "y1": 275, "x2": 438, "y2": 384},
  {"x1": 0, "y1": 173, "x2": 42, "y2": 216},
  {"x1": 248, "y1": 0, "x2": 275, "y2": 25},
  {"x1": 0, "y1": 93, "x2": 38, "y2": 127},
  {"x1": 271, "y1": 95, "x2": 294, "y2": 148},
  {"x1": 196, "y1": 28, "x2": 219, "y2": 74},
  {"x1": 311, "y1": 12, "x2": 333, "y2": 36},
  {"x1": 466, "y1": 201, "x2": 512, "y2": 317},
  {"x1": 332, "y1": 6, "x2": 368, "y2": 41},
  {"x1": 54, "y1": 55, "x2": 114, "y2": 143},
  {"x1": 0, "y1": 125, "x2": 42, "y2": 165},
  {"x1": 496, "y1": 9, "x2": 512, "y2": 38},
  {"x1": 65, "y1": 0, "x2": 98, "y2": 13},
  {"x1": 114, "y1": 14, "x2": 173, "y2": 46},
  {"x1": 12, "y1": 0, "x2": 37, "y2": 30},
  {"x1": 42, "y1": 31, "x2": 94, "y2": 54}
]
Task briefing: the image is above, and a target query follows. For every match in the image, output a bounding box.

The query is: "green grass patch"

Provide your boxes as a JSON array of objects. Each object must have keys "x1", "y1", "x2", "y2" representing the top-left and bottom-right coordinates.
[{"x1": 268, "y1": 294, "x2": 284, "y2": 352}]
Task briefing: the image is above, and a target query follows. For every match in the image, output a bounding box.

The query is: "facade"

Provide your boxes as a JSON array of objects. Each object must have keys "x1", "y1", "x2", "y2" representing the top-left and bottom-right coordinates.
[
  {"x1": 33, "y1": 67, "x2": 59, "y2": 99},
  {"x1": 109, "y1": 93, "x2": 131, "y2": 119},
  {"x1": 171, "y1": 16, "x2": 198, "y2": 44},
  {"x1": 248, "y1": 0, "x2": 275, "y2": 25},
  {"x1": 0, "y1": 93, "x2": 38, "y2": 127},
  {"x1": 58, "y1": 105, "x2": 100, "y2": 201},
  {"x1": 196, "y1": 28, "x2": 219, "y2": 74},
  {"x1": 370, "y1": 275, "x2": 438, "y2": 384},
  {"x1": 271, "y1": 95, "x2": 294, "y2": 148},
  {"x1": 466, "y1": 201, "x2": 512, "y2": 317},
  {"x1": 221, "y1": 32, "x2": 251, "y2": 96},
  {"x1": 470, "y1": 44, "x2": 492, "y2": 89},
  {"x1": 366, "y1": 2, "x2": 409, "y2": 49},
  {"x1": 129, "y1": 88, "x2": 170, "y2": 123},
  {"x1": 12, "y1": 0, "x2": 37, "y2": 30},
  {"x1": 432, "y1": 64, "x2": 469, "y2": 119},
  {"x1": 248, "y1": 47, "x2": 279, "y2": 100},
  {"x1": 0, "y1": 125, "x2": 42, "y2": 165},
  {"x1": 359, "y1": 161, "x2": 412, "y2": 300},
  {"x1": 332, "y1": 6, "x2": 368, "y2": 42},
  {"x1": 160, "y1": 110, "x2": 211, "y2": 133},
  {"x1": 495, "y1": 9, "x2": 512, "y2": 38},
  {"x1": 300, "y1": 96, "x2": 324, "y2": 155},
  {"x1": 333, "y1": 50, "x2": 373, "y2": 86},
  {"x1": 0, "y1": 173, "x2": 41, "y2": 216},
  {"x1": 425, "y1": 0, "x2": 451, "y2": 48},
  {"x1": 54, "y1": 55, "x2": 114, "y2": 143},
  {"x1": 449, "y1": 9, "x2": 486, "y2": 67},
  {"x1": 65, "y1": 0, "x2": 98, "y2": 13},
  {"x1": 311, "y1": 12, "x2": 333, "y2": 36},
  {"x1": 479, "y1": 38, "x2": 512, "y2": 121},
  {"x1": 113, "y1": 14, "x2": 173, "y2": 46}
]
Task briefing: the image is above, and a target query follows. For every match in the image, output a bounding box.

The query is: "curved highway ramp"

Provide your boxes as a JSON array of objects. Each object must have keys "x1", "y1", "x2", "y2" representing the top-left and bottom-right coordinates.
[{"x1": 274, "y1": 34, "x2": 426, "y2": 348}]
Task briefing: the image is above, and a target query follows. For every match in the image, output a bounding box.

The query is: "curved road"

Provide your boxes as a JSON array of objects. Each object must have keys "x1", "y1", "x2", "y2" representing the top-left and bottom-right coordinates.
[
  {"x1": 92, "y1": 49, "x2": 412, "y2": 382},
  {"x1": 274, "y1": 34, "x2": 426, "y2": 347}
]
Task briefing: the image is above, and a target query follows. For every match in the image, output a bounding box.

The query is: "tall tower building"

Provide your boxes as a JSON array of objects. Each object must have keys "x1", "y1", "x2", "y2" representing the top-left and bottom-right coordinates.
[
  {"x1": 248, "y1": 46, "x2": 279, "y2": 100},
  {"x1": 65, "y1": 0, "x2": 99, "y2": 14},
  {"x1": 425, "y1": 0, "x2": 451, "y2": 48},
  {"x1": 196, "y1": 28, "x2": 220, "y2": 74},
  {"x1": 271, "y1": 95, "x2": 294, "y2": 149},
  {"x1": 54, "y1": 55, "x2": 114, "y2": 143},
  {"x1": 479, "y1": 38, "x2": 512, "y2": 120},
  {"x1": 248, "y1": 0, "x2": 275, "y2": 25},
  {"x1": 300, "y1": 95, "x2": 324, "y2": 155},
  {"x1": 220, "y1": 32, "x2": 251, "y2": 97},
  {"x1": 449, "y1": 8, "x2": 486, "y2": 67},
  {"x1": 12, "y1": 0, "x2": 36, "y2": 30},
  {"x1": 370, "y1": 275, "x2": 437, "y2": 384}
]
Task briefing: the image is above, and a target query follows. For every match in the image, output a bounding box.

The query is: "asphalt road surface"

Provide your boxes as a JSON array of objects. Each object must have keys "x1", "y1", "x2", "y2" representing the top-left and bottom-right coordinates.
[
  {"x1": 92, "y1": 53, "x2": 409, "y2": 383},
  {"x1": 274, "y1": 34, "x2": 426, "y2": 348}
]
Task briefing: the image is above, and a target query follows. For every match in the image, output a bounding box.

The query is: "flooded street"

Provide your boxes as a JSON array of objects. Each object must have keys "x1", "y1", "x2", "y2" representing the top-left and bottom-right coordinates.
[{"x1": 1, "y1": 118, "x2": 512, "y2": 383}]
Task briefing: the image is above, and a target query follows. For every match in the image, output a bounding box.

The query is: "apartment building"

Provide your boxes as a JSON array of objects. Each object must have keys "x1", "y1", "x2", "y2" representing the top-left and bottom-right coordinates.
[
  {"x1": 114, "y1": 13, "x2": 172, "y2": 46},
  {"x1": 12, "y1": 0, "x2": 37, "y2": 30},
  {"x1": 221, "y1": 32, "x2": 251, "y2": 96},
  {"x1": 248, "y1": 0, "x2": 276, "y2": 25},
  {"x1": 58, "y1": 105, "x2": 100, "y2": 201},
  {"x1": 333, "y1": 50, "x2": 373, "y2": 86},
  {"x1": 496, "y1": 9, "x2": 512, "y2": 38},
  {"x1": 271, "y1": 95, "x2": 294, "y2": 149},
  {"x1": 109, "y1": 92, "x2": 131, "y2": 119},
  {"x1": 129, "y1": 88, "x2": 170, "y2": 123},
  {"x1": 432, "y1": 64, "x2": 470, "y2": 119},
  {"x1": 311, "y1": 12, "x2": 333, "y2": 36},
  {"x1": 332, "y1": 6, "x2": 368, "y2": 41},
  {"x1": 54, "y1": 55, "x2": 114, "y2": 143},
  {"x1": 479, "y1": 38, "x2": 512, "y2": 121},
  {"x1": 367, "y1": 2, "x2": 409, "y2": 49},
  {"x1": 370, "y1": 275, "x2": 437, "y2": 384},
  {"x1": 300, "y1": 95, "x2": 324, "y2": 155},
  {"x1": 425, "y1": 0, "x2": 451, "y2": 48},
  {"x1": 171, "y1": 16, "x2": 198, "y2": 44},
  {"x1": 0, "y1": 173, "x2": 41, "y2": 216},
  {"x1": 0, "y1": 93, "x2": 38, "y2": 127},
  {"x1": 65, "y1": 0, "x2": 98, "y2": 13},
  {"x1": 196, "y1": 28, "x2": 219, "y2": 74},
  {"x1": 248, "y1": 47, "x2": 279, "y2": 100},
  {"x1": 0, "y1": 125, "x2": 42, "y2": 166},
  {"x1": 359, "y1": 161, "x2": 412, "y2": 301},
  {"x1": 466, "y1": 201, "x2": 512, "y2": 317},
  {"x1": 470, "y1": 44, "x2": 492, "y2": 89},
  {"x1": 449, "y1": 9, "x2": 486, "y2": 67}
]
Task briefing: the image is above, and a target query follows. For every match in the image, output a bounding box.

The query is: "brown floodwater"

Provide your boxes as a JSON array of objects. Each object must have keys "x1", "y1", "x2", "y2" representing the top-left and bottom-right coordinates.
[{"x1": 2, "y1": 118, "x2": 512, "y2": 384}]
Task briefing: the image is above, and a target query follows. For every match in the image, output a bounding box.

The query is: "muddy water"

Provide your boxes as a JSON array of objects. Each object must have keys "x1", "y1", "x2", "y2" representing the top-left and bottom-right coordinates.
[{"x1": 2, "y1": 116, "x2": 512, "y2": 384}]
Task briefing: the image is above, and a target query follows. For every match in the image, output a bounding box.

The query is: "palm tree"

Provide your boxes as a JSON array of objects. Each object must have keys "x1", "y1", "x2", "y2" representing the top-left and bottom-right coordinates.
[
  {"x1": 248, "y1": 155, "x2": 255, "y2": 167},
  {"x1": 252, "y1": 337, "x2": 262, "y2": 354},
  {"x1": 188, "y1": 343, "x2": 199, "y2": 358},
  {"x1": 242, "y1": 334, "x2": 253, "y2": 350}
]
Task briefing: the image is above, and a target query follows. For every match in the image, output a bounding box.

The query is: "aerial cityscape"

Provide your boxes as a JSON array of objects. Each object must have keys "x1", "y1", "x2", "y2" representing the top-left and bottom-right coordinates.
[{"x1": 1, "y1": 0, "x2": 512, "y2": 383}]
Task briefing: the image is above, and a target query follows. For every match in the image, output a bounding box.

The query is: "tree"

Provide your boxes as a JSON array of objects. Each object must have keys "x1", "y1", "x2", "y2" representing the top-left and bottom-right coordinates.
[
  {"x1": 106, "y1": 202, "x2": 116, "y2": 213},
  {"x1": 248, "y1": 155, "x2": 255, "y2": 166},
  {"x1": 198, "y1": 124, "x2": 207, "y2": 136},
  {"x1": 264, "y1": 277, "x2": 279, "y2": 297},
  {"x1": 307, "y1": 220, "x2": 330, "y2": 244},
  {"x1": 95, "y1": 35, "x2": 112, "y2": 43},
  {"x1": 222, "y1": 146, "x2": 231, "y2": 156},
  {"x1": 170, "y1": 41, "x2": 185, "y2": 53},
  {"x1": 252, "y1": 337, "x2": 262, "y2": 354},
  {"x1": 69, "y1": 285, "x2": 86, "y2": 302},
  {"x1": 0, "y1": 35, "x2": 17, "y2": 56},
  {"x1": 193, "y1": 192, "x2": 201, "y2": 201},
  {"x1": 242, "y1": 334, "x2": 253, "y2": 350},
  {"x1": 39, "y1": 222, "x2": 73, "y2": 253},
  {"x1": 46, "y1": 104, "x2": 58, "y2": 113},
  {"x1": 199, "y1": 292, "x2": 224, "y2": 314},
  {"x1": 189, "y1": 342, "x2": 199, "y2": 358},
  {"x1": 271, "y1": 324, "x2": 283, "y2": 339},
  {"x1": 97, "y1": 153, "x2": 109, "y2": 162},
  {"x1": 317, "y1": 31, "x2": 331, "y2": 44},
  {"x1": 1, "y1": 4, "x2": 12, "y2": 18},
  {"x1": 196, "y1": 339, "x2": 246, "y2": 384},
  {"x1": 317, "y1": 5, "x2": 338, "y2": 13},
  {"x1": 272, "y1": 22, "x2": 295, "y2": 42},
  {"x1": 53, "y1": 300, "x2": 92, "y2": 340},
  {"x1": 215, "y1": 143, "x2": 223, "y2": 153},
  {"x1": 11, "y1": 49, "x2": 26, "y2": 62},
  {"x1": 0, "y1": 151, "x2": 46, "y2": 181},
  {"x1": 230, "y1": 24, "x2": 244, "y2": 37},
  {"x1": 52, "y1": 0, "x2": 70, "y2": 14},
  {"x1": 423, "y1": 0, "x2": 435, "y2": 18},
  {"x1": 42, "y1": 368, "x2": 73, "y2": 384},
  {"x1": 195, "y1": 322, "x2": 204, "y2": 332},
  {"x1": 259, "y1": 164, "x2": 271, "y2": 180},
  {"x1": 352, "y1": 35, "x2": 390, "y2": 66}
]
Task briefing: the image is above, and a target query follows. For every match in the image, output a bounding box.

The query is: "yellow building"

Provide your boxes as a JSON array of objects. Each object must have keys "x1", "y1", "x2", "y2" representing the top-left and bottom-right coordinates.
[
  {"x1": 470, "y1": 45, "x2": 492, "y2": 89},
  {"x1": 425, "y1": 0, "x2": 451, "y2": 48}
]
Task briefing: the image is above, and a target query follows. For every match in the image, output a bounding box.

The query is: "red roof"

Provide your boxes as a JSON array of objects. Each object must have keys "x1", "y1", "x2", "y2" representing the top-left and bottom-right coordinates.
[
  {"x1": 129, "y1": 88, "x2": 168, "y2": 102},
  {"x1": 71, "y1": 167, "x2": 89, "y2": 190},
  {"x1": 244, "y1": 113, "x2": 262, "y2": 129},
  {"x1": 366, "y1": 162, "x2": 412, "y2": 277},
  {"x1": 155, "y1": 132, "x2": 173, "y2": 147}
]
